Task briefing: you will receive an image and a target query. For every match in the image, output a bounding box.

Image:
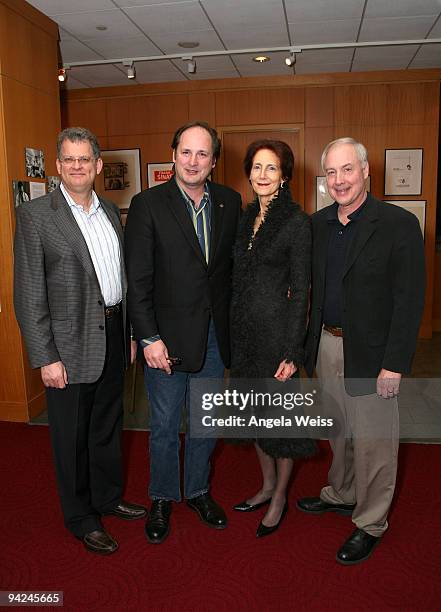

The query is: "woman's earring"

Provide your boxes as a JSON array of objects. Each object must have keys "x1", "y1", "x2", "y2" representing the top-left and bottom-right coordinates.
[{"x1": 280, "y1": 179, "x2": 286, "y2": 189}]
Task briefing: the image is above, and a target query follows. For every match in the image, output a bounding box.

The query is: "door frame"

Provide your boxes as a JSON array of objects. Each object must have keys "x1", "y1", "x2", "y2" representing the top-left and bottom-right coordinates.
[{"x1": 215, "y1": 123, "x2": 305, "y2": 205}]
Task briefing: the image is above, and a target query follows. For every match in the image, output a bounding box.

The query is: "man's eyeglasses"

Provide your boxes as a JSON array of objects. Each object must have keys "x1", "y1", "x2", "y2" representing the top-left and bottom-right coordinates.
[{"x1": 59, "y1": 156, "x2": 95, "y2": 166}]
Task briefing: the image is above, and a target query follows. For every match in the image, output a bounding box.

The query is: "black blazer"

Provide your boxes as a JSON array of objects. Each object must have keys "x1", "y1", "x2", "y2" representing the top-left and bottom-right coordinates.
[
  {"x1": 124, "y1": 178, "x2": 241, "y2": 372},
  {"x1": 304, "y1": 194, "x2": 426, "y2": 395}
]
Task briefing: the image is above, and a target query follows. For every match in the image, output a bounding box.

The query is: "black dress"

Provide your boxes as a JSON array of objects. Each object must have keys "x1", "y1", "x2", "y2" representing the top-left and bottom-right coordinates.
[{"x1": 230, "y1": 186, "x2": 317, "y2": 459}]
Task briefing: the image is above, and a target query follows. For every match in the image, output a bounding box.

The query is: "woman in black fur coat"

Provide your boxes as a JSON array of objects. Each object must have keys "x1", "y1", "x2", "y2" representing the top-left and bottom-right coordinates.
[{"x1": 231, "y1": 140, "x2": 316, "y2": 537}]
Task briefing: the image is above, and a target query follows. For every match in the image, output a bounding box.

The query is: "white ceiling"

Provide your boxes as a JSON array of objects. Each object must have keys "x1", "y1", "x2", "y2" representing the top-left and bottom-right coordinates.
[{"x1": 28, "y1": 0, "x2": 441, "y2": 89}]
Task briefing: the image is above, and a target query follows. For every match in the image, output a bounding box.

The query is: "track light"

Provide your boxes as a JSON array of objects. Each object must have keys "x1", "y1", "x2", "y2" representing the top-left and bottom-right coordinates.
[
  {"x1": 123, "y1": 59, "x2": 136, "y2": 79},
  {"x1": 183, "y1": 56, "x2": 196, "y2": 74},
  {"x1": 285, "y1": 52, "x2": 296, "y2": 67},
  {"x1": 58, "y1": 68, "x2": 67, "y2": 82}
]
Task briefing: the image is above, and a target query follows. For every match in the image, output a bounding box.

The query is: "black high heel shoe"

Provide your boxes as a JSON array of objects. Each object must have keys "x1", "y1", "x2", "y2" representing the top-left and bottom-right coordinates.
[
  {"x1": 233, "y1": 498, "x2": 272, "y2": 512},
  {"x1": 256, "y1": 502, "x2": 288, "y2": 538}
]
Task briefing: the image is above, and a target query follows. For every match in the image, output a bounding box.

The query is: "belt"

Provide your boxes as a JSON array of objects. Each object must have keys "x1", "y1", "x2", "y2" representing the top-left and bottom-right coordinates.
[
  {"x1": 105, "y1": 302, "x2": 122, "y2": 318},
  {"x1": 323, "y1": 325, "x2": 343, "y2": 337}
]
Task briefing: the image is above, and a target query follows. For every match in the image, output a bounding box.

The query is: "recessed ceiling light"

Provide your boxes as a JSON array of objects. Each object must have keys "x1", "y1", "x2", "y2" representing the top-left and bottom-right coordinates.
[
  {"x1": 178, "y1": 41, "x2": 200, "y2": 49},
  {"x1": 96, "y1": 25, "x2": 107, "y2": 31},
  {"x1": 253, "y1": 55, "x2": 270, "y2": 63}
]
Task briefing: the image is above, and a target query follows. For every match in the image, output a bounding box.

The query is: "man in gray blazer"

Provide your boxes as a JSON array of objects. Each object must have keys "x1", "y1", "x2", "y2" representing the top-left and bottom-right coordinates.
[{"x1": 14, "y1": 127, "x2": 146, "y2": 555}]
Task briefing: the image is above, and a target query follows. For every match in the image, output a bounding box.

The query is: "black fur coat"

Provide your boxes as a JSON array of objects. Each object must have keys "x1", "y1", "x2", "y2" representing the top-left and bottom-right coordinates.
[{"x1": 230, "y1": 187, "x2": 316, "y2": 458}]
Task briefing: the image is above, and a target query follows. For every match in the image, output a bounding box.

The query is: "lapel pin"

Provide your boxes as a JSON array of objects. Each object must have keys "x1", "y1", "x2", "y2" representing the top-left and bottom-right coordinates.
[{"x1": 219, "y1": 203, "x2": 224, "y2": 208}]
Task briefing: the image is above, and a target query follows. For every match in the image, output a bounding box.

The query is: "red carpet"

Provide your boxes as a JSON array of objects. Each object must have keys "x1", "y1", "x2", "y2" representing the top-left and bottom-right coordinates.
[{"x1": 0, "y1": 422, "x2": 440, "y2": 611}]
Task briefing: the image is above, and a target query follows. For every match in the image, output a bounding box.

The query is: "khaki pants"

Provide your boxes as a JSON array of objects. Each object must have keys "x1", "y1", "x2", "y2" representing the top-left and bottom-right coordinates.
[{"x1": 317, "y1": 328, "x2": 399, "y2": 536}]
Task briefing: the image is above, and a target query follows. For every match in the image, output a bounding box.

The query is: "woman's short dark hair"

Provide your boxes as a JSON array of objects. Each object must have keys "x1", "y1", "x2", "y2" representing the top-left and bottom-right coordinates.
[
  {"x1": 171, "y1": 121, "x2": 221, "y2": 160},
  {"x1": 243, "y1": 140, "x2": 294, "y2": 181}
]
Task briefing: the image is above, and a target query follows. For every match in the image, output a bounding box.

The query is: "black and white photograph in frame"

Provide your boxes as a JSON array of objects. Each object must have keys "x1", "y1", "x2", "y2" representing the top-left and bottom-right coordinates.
[
  {"x1": 25, "y1": 147, "x2": 45, "y2": 178},
  {"x1": 12, "y1": 180, "x2": 31, "y2": 208},
  {"x1": 384, "y1": 148, "x2": 423, "y2": 196},
  {"x1": 47, "y1": 176, "x2": 60, "y2": 193}
]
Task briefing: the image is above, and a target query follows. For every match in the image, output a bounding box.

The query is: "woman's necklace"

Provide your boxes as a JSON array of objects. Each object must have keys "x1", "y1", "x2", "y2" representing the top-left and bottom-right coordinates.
[{"x1": 248, "y1": 204, "x2": 268, "y2": 250}]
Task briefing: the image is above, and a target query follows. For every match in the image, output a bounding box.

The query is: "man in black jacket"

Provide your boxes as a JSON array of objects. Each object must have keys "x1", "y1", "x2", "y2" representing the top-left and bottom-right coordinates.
[
  {"x1": 298, "y1": 137, "x2": 425, "y2": 564},
  {"x1": 125, "y1": 121, "x2": 241, "y2": 543}
]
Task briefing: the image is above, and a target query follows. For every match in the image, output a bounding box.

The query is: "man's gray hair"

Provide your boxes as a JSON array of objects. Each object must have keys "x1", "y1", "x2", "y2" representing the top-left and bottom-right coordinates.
[
  {"x1": 57, "y1": 127, "x2": 101, "y2": 159},
  {"x1": 321, "y1": 137, "x2": 368, "y2": 172}
]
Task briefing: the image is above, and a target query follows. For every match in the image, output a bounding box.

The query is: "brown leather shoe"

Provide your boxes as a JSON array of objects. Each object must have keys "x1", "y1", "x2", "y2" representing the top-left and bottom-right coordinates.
[
  {"x1": 106, "y1": 500, "x2": 147, "y2": 520},
  {"x1": 83, "y1": 529, "x2": 118, "y2": 555}
]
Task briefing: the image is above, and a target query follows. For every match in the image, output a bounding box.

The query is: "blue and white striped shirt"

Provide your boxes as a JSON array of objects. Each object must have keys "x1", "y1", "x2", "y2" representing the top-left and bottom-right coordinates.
[{"x1": 60, "y1": 183, "x2": 122, "y2": 306}]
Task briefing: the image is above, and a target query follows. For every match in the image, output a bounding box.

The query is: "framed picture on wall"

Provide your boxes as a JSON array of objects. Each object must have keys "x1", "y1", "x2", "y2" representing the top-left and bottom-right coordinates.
[
  {"x1": 147, "y1": 162, "x2": 174, "y2": 187},
  {"x1": 384, "y1": 148, "x2": 423, "y2": 196},
  {"x1": 95, "y1": 149, "x2": 141, "y2": 218},
  {"x1": 316, "y1": 175, "x2": 371, "y2": 211},
  {"x1": 386, "y1": 200, "x2": 426, "y2": 237}
]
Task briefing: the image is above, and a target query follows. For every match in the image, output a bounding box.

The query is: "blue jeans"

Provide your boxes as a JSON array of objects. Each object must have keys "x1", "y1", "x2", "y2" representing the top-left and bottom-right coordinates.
[{"x1": 145, "y1": 320, "x2": 225, "y2": 502}]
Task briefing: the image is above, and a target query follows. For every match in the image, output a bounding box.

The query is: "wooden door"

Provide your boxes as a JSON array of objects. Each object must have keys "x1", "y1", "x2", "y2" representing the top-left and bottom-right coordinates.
[{"x1": 216, "y1": 125, "x2": 304, "y2": 208}]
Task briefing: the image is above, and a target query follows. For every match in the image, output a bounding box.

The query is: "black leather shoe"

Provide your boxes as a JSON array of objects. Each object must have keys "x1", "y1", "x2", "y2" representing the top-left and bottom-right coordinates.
[
  {"x1": 83, "y1": 529, "x2": 118, "y2": 555},
  {"x1": 145, "y1": 499, "x2": 172, "y2": 544},
  {"x1": 233, "y1": 498, "x2": 271, "y2": 512},
  {"x1": 186, "y1": 493, "x2": 227, "y2": 529},
  {"x1": 296, "y1": 497, "x2": 355, "y2": 516},
  {"x1": 256, "y1": 502, "x2": 288, "y2": 538},
  {"x1": 107, "y1": 500, "x2": 147, "y2": 521},
  {"x1": 336, "y1": 528, "x2": 381, "y2": 565}
]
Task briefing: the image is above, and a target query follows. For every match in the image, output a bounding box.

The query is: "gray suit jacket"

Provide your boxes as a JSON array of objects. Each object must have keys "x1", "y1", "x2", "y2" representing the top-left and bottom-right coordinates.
[{"x1": 14, "y1": 187, "x2": 129, "y2": 384}]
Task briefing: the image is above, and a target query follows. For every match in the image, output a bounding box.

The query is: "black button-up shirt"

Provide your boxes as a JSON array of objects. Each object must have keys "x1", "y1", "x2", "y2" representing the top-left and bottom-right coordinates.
[{"x1": 323, "y1": 199, "x2": 367, "y2": 326}]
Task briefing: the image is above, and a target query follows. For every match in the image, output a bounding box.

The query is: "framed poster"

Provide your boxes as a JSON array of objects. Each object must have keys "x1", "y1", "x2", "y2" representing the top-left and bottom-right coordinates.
[
  {"x1": 147, "y1": 162, "x2": 174, "y2": 187},
  {"x1": 316, "y1": 175, "x2": 371, "y2": 211},
  {"x1": 95, "y1": 149, "x2": 141, "y2": 216},
  {"x1": 386, "y1": 200, "x2": 426, "y2": 237},
  {"x1": 384, "y1": 149, "x2": 423, "y2": 196}
]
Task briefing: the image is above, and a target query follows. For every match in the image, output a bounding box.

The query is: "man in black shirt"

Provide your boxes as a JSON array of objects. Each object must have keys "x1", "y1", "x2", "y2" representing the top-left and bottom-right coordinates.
[{"x1": 299, "y1": 137, "x2": 425, "y2": 565}]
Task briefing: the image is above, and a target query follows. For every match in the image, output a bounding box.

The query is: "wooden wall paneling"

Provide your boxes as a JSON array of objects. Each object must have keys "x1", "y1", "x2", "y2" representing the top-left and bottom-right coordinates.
[
  {"x1": 3, "y1": 79, "x2": 60, "y2": 190},
  {"x1": 334, "y1": 84, "x2": 389, "y2": 127},
  {"x1": 304, "y1": 126, "x2": 335, "y2": 215},
  {"x1": 0, "y1": 0, "x2": 60, "y2": 421},
  {"x1": 0, "y1": 77, "x2": 28, "y2": 417},
  {"x1": 62, "y1": 69, "x2": 441, "y2": 104},
  {"x1": 0, "y1": 3, "x2": 58, "y2": 96},
  {"x1": 61, "y1": 98, "x2": 108, "y2": 138},
  {"x1": 189, "y1": 91, "x2": 216, "y2": 126},
  {"x1": 107, "y1": 94, "x2": 189, "y2": 136},
  {"x1": 0, "y1": 0, "x2": 59, "y2": 37},
  {"x1": 2, "y1": 82, "x2": 61, "y2": 416},
  {"x1": 305, "y1": 87, "x2": 334, "y2": 128},
  {"x1": 386, "y1": 82, "x2": 439, "y2": 126},
  {"x1": 433, "y1": 252, "x2": 441, "y2": 330},
  {"x1": 217, "y1": 124, "x2": 304, "y2": 206},
  {"x1": 215, "y1": 87, "x2": 305, "y2": 126}
]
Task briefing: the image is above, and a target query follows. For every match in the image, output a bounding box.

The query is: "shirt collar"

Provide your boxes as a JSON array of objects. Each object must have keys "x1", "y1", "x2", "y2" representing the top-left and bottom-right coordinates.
[
  {"x1": 175, "y1": 178, "x2": 210, "y2": 211},
  {"x1": 60, "y1": 182, "x2": 100, "y2": 215},
  {"x1": 326, "y1": 196, "x2": 367, "y2": 224}
]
